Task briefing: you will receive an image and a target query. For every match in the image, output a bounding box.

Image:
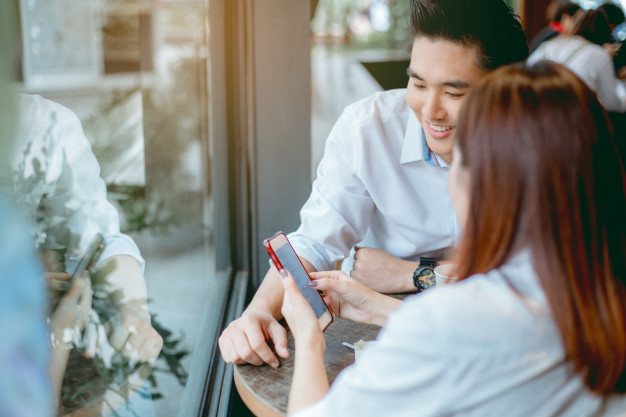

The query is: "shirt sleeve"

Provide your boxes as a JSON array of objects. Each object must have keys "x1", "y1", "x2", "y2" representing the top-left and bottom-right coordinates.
[
  {"x1": 288, "y1": 106, "x2": 376, "y2": 271},
  {"x1": 292, "y1": 294, "x2": 451, "y2": 417},
  {"x1": 37, "y1": 98, "x2": 145, "y2": 270},
  {"x1": 592, "y1": 53, "x2": 626, "y2": 113}
]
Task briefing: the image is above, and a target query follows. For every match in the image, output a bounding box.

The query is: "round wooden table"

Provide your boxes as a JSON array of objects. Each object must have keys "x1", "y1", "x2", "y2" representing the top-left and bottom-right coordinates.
[{"x1": 234, "y1": 317, "x2": 381, "y2": 417}]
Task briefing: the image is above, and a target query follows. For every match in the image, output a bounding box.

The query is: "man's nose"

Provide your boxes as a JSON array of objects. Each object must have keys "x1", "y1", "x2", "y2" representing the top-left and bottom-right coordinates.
[{"x1": 422, "y1": 93, "x2": 446, "y2": 121}]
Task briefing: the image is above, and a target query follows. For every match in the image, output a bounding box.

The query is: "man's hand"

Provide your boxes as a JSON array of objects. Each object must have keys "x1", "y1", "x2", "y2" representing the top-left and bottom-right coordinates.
[
  {"x1": 218, "y1": 310, "x2": 289, "y2": 368},
  {"x1": 351, "y1": 247, "x2": 418, "y2": 293},
  {"x1": 107, "y1": 304, "x2": 163, "y2": 365}
]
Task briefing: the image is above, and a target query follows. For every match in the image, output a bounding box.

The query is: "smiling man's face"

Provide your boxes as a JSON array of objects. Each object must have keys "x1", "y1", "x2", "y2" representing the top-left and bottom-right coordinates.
[{"x1": 406, "y1": 37, "x2": 486, "y2": 164}]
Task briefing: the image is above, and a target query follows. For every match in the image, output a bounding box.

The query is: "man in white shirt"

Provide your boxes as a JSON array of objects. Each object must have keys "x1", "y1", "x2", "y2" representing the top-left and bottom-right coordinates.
[{"x1": 219, "y1": 0, "x2": 529, "y2": 368}]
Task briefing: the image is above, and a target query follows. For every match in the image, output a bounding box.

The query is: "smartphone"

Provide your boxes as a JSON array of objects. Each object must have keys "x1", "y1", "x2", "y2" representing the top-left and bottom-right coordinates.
[
  {"x1": 264, "y1": 231, "x2": 333, "y2": 331},
  {"x1": 53, "y1": 233, "x2": 105, "y2": 310},
  {"x1": 70, "y1": 233, "x2": 105, "y2": 281}
]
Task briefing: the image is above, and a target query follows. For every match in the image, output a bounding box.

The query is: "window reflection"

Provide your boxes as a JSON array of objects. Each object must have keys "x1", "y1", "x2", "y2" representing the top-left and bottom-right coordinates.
[{"x1": 13, "y1": 0, "x2": 212, "y2": 415}]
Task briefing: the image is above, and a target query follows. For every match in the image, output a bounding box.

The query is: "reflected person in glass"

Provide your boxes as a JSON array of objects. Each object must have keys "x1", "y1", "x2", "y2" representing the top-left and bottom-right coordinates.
[{"x1": 10, "y1": 93, "x2": 163, "y2": 414}]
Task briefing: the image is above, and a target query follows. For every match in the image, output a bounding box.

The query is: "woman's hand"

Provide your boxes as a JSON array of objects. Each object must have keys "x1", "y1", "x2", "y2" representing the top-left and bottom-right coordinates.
[
  {"x1": 50, "y1": 272, "x2": 92, "y2": 350},
  {"x1": 309, "y1": 270, "x2": 402, "y2": 327},
  {"x1": 280, "y1": 269, "x2": 325, "y2": 353},
  {"x1": 280, "y1": 269, "x2": 329, "y2": 414}
]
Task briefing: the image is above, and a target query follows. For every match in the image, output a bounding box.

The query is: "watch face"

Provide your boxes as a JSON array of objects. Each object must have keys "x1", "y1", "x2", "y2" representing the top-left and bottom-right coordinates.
[{"x1": 417, "y1": 268, "x2": 436, "y2": 291}]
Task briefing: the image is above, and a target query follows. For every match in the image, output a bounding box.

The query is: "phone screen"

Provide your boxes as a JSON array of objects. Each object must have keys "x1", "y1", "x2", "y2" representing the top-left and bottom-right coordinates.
[
  {"x1": 265, "y1": 232, "x2": 333, "y2": 330},
  {"x1": 274, "y1": 243, "x2": 330, "y2": 320}
]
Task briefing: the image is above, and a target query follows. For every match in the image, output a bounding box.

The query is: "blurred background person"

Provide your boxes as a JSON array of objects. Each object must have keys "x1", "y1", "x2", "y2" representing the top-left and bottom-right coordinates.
[
  {"x1": 528, "y1": 9, "x2": 626, "y2": 112},
  {"x1": 598, "y1": 2, "x2": 626, "y2": 78},
  {"x1": 528, "y1": 0, "x2": 582, "y2": 53}
]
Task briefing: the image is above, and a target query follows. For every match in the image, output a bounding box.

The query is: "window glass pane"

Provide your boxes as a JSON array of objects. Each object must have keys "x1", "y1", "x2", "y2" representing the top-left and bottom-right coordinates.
[
  {"x1": 13, "y1": 0, "x2": 215, "y2": 415},
  {"x1": 310, "y1": 0, "x2": 411, "y2": 174}
]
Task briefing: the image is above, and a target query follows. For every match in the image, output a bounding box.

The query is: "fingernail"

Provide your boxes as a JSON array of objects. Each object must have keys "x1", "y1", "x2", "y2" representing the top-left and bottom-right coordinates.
[
  {"x1": 270, "y1": 361, "x2": 279, "y2": 368},
  {"x1": 309, "y1": 280, "x2": 318, "y2": 287},
  {"x1": 279, "y1": 269, "x2": 288, "y2": 278}
]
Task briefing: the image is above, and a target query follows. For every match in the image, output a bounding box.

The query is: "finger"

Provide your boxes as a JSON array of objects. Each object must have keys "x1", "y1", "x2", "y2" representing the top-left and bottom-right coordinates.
[
  {"x1": 310, "y1": 270, "x2": 346, "y2": 280},
  {"x1": 83, "y1": 321, "x2": 98, "y2": 358},
  {"x1": 312, "y1": 276, "x2": 349, "y2": 290},
  {"x1": 79, "y1": 279, "x2": 93, "y2": 308},
  {"x1": 218, "y1": 334, "x2": 238, "y2": 363},
  {"x1": 230, "y1": 331, "x2": 266, "y2": 366},
  {"x1": 137, "y1": 333, "x2": 162, "y2": 363},
  {"x1": 58, "y1": 274, "x2": 89, "y2": 305},
  {"x1": 322, "y1": 294, "x2": 339, "y2": 317},
  {"x1": 266, "y1": 320, "x2": 289, "y2": 359},
  {"x1": 47, "y1": 272, "x2": 72, "y2": 288},
  {"x1": 123, "y1": 332, "x2": 144, "y2": 365},
  {"x1": 245, "y1": 328, "x2": 281, "y2": 368},
  {"x1": 108, "y1": 323, "x2": 130, "y2": 351}
]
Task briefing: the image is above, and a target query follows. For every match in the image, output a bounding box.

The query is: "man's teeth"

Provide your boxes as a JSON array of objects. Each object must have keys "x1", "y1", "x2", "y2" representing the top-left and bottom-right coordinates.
[{"x1": 430, "y1": 123, "x2": 452, "y2": 132}]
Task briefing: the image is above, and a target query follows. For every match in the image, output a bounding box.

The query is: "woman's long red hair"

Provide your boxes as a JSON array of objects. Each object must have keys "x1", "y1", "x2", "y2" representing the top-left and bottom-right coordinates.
[{"x1": 453, "y1": 61, "x2": 626, "y2": 394}]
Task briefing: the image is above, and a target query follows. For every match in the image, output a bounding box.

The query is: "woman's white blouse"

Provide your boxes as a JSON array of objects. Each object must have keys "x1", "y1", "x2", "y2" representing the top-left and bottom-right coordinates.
[{"x1": 294, "y1": 251, "x2": 626, "y2": 417}]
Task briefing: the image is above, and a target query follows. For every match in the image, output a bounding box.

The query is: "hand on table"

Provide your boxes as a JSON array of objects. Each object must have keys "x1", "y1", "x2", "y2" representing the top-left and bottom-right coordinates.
[
  {"x1": 106, "y1": 304, "x2": 163, "y2": 365},
  {"x1": 310, "y1": 270, "x2": 402, "y2": 327},
  {"x1": 351, "y1": 247, "x2": 418, "y2": 293},
  {"x1": 219, "y1": 310, "x2": 289, "y2": 368}
]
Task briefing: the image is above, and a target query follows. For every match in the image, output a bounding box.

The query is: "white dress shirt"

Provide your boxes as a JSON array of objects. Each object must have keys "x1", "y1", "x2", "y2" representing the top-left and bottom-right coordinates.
[
  {"x1": 528, "y1": 35, "x2": 626, "y2": 113},
  {"x1": 10, "y1": 94, "x2": 144, "y2": 269},
  {"x1": 294, "y1": 251, "x2": 626, "y2": 417},
  {"x1": 288, "y1": 89, "x2": 460, "y2": 273}
]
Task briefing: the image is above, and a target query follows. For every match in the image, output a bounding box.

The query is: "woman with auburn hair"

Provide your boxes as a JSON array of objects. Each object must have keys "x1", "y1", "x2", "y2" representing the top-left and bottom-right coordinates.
[{"x1": 276, "y1": 61, "x2": 626, "y2": 417}]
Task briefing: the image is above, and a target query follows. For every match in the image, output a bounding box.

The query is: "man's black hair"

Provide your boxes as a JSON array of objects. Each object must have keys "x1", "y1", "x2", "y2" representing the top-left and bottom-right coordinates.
[{"x1": 410, "y1": 0, "x2": 529, "y2": 71}]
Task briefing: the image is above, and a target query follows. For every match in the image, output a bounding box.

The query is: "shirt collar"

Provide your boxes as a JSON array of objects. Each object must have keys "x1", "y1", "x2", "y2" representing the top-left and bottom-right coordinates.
[{"x1": 400, "y1": 112, "x2": 449, "y2": 168}]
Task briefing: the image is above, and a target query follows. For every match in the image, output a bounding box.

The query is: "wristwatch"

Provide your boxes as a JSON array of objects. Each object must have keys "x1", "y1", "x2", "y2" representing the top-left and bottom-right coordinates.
[{"x1": 413, "y1": 257, "x2": 437, "y2": 292}]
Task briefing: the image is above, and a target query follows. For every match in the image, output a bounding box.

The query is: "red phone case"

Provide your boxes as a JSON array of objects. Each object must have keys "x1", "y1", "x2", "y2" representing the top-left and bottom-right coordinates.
[{"x1": 263, "y1": 231, "x2": 333, "y2": 330}]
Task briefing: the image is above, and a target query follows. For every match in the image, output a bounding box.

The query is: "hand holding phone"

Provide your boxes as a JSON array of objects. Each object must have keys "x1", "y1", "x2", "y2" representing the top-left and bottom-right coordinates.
[
  {"x1": 52, "y1": 233, "x2": 105, "y2": 311},
  {"x1": 264, "y1": 231, "x2": 333, "y2": 331}
]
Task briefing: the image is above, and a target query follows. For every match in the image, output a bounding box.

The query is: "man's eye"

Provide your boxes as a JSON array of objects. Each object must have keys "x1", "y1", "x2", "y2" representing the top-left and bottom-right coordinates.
[
  {"x1": 413, "y1": 83, "x2": 426, "y2": 90},
  {"x1": 446, "y1": 92, "x2": 464, "y2": 98}
]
